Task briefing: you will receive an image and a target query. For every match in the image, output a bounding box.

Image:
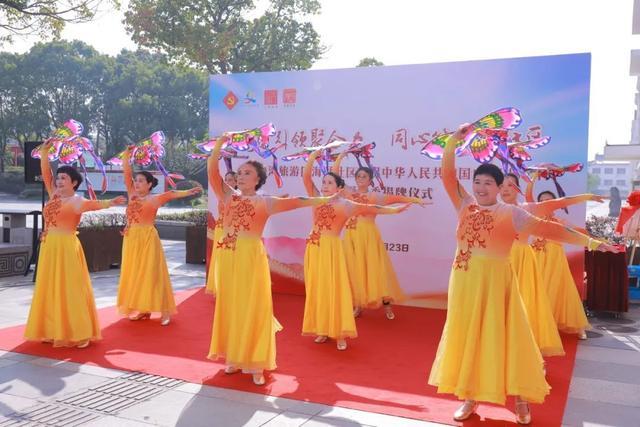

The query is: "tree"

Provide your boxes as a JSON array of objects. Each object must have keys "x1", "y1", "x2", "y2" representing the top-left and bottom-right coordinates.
[
  {"x1": 0, "y1": 40, "x2": 208, "y2": 178},
  {"x1": 19, "y1": 40, "x2": 110, "y2": 142},
  {"x1": 124, "y1": 0, "x2": 325, "y2": 74},
  {"x1": 357, "y1": 57, "x2": 383, "y2": 67},
  {"x1": 0, "y1": 52, "x2": 18, "y2": 172},
  {"x1": 0, "y1": 51, "x2": 50, "y2": 172},
  {"x1": 0, "y1": 1, "x2": 118, "y2": 44},
  {"x1": 99, "y1": 50, "x2": 208, "y2": 159},
  {"x1": 587, "y1": 173, "x2": 601, "y2": 193}
]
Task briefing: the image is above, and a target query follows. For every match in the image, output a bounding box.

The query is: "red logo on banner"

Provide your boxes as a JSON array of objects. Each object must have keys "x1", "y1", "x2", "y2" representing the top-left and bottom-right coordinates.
[
  {"x1": 283, "y1": 88, "x2": 297, "y2": 105},
  {"x1": 223, "y1": 91, "x2": 238, "y2": 110},
  {"x1": 264, "y1": 89, "x2": 278, "y2": 106}
]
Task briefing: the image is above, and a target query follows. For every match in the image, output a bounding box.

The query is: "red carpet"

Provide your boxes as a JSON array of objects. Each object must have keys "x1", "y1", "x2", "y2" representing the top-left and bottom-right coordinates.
[{"x1": 0, "y1": 288, "x2": 576, "y2": 426}]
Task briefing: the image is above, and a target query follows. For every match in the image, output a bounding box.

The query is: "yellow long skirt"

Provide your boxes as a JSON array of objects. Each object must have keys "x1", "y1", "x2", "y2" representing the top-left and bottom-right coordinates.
[
  {"x1": 117, "y1": 225, "x2": 176, "y2": 316},
  {"x1": 303, "y1": 235, "x2": 357, "y2": 339},
  {"x1": 24, "y1": 231, "x2": 101, "y2": 347},
  {"x1": 510, "y1": 242, "x2": 564, "y2": 357},
  {"x1": 205, "y1": 227, "x2": 224, "y2": 295},
  {"x1": 343, "y1": 220, "x2": 406, "y2": 308},
  {"x1": 208, "y1": 237, "x2": 282, "y2": 373},
  {"x1": 428, "y1": 255, "x2": 550, "y2": 405},
  {"x1": 534, "y1": 241, "x2": 590, "y2": 334}
]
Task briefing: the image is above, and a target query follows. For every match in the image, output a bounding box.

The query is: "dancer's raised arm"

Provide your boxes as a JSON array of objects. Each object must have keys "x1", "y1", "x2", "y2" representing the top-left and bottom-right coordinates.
[
  {"x1": 303, "y1": 150, "x2": 322, "y2": 197},
  {"x1": 39, "y1": 141, "x2": 54, "y2": 198},
  {"x1": 207, "y1": 137, "x2": 226, "y2": 201},
  {"x1": 442, "y1": 125, "x2": 471, "y2": 210}
]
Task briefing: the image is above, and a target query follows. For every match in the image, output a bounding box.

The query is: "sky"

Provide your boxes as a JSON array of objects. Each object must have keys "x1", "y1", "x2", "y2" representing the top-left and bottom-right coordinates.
[{"x1": 5, "y1": 0, "x2": 640, "y2": 160}]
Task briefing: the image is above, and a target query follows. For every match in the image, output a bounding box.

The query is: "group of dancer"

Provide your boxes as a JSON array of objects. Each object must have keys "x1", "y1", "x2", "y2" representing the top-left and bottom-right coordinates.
[
  {"x1": 427, "y1": 124, "x2": 617, "y2": 424},
  {"x1": 23, "y1": 125, "x2": 617, "y2": 424},
  {"x1": 25, "y1": 142, "x2": 200, "y2": 347},
  {"x1": 204, "y1": 137, "x2": 422, "y2": 384}
]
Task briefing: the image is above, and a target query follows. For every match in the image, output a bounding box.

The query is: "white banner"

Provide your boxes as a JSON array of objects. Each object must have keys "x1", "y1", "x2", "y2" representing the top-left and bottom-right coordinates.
[{"x1": 209, "y1": 54, "x2": 591, "y2": 300}]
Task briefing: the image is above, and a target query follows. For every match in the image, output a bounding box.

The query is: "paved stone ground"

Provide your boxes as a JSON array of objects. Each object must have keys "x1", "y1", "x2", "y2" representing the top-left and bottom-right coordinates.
[{"x1": 563, "y1": 302, "x2": 640, "y2": 426}]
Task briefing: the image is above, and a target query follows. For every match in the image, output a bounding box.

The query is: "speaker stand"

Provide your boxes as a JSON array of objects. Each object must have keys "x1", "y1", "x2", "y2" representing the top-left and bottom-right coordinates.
[{"x1": 24, "y1": 182, "x2": 44, "y2": 282}]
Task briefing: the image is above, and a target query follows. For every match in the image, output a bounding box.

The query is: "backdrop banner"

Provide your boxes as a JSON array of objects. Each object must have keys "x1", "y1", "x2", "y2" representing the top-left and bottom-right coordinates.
[{"x1": 208, "y1": 53, "x2": 591, "y2": 305}]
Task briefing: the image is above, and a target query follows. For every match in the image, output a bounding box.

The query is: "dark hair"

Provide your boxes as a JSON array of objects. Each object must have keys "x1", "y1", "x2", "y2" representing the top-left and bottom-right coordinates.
[
  {"x1": 324, "y1": 172, "x2": 345, "y2": 189},
  {"x1": 245, "y1": 160, "x2": 267, "y2": 190},
  {"x1": 355, "y1": 167, "x2": 373, "y2": 183},
  {"x1": 225, "y1": 171, "x2": 238, "y2": 189},
  {"x1": 537, "y1": 190, "x2": 556, "y2": 202},
  {"x1": 505, "y1": 173, "x2": 520, "y2": 188},
  {"x1": 135, "y1": 171, "x2": 159, "y2": 189},
  {"x1": 473, "y1": 164, "x2": 504, "y2": 186},
  {"x1": 610, "y1": 186, "x2": 620, "y2": 199},
  {"x1": 56, "y1": 166, "x2": 83, "y2": 190}
]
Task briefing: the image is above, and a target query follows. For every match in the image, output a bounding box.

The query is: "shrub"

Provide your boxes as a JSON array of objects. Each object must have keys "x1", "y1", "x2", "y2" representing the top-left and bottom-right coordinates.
[
  {"x1": 166, "y1": 180, "x2": 203, "y2": 206},
  {"x1": 0, "y1": 172, "x2": 25, "y2": 194},
  {"x1": 18, "y1": 187, "x2": 45, "y2": 199},
  {"x1": 585, "y1": 215, "x2": 625, "y2": 245},
  {"x1": 79, "y1": 212, "x2": 127, "y2": 230},
  {"x1": 157, "y1": 209, "x2": 207, "y2": 226}
]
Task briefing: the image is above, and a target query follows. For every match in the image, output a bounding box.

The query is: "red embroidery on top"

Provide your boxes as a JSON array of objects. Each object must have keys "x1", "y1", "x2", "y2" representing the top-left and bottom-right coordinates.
[
  {"x1": 531, "y1": 215, "x2": 552, "y2": 253},
  {"x1": 215, "y1": 209, "x2": 224, "y2": 231},
  {"x1": 217, "y1": 196, "x2": 256, "y2": 250},
  {"x1": 346, "y1": 192, "x2": 369, "y2": 230},
  {"x1": 454, "y1": 204, "x2": 494, "y2": 271},
  {"x1": 345, "y1": 216, "x2": 358, "y2": 230},
  {"x1": 41, "y1": 195, "x2": 63, "y2": 241},
  {"x1": 531, "y1": 237, "x2": 547, "y2": 253},
  {"x1": 307, "y1": 204, "x2": 337, "y2": 246},
  {"x1": 122, "y1": 196, "x2": 144, "y2": 236}
]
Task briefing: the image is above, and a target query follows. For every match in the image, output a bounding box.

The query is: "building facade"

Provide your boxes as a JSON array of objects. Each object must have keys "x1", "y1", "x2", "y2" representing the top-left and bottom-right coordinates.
[{"x1": 588, "y1": 154, "x2": 633, "y2": 196}]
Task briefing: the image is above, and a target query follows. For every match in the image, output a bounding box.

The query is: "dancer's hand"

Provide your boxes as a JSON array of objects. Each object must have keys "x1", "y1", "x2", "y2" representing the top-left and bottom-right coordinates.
[
  {"x1": 410, "y1": 197, "x2": 428, "y2": 207},
  {"x1": 329, "y1": 189, "x2": 344, "y2": 200},
  {"x1": 39, "y1": 139, "x2": 54, "y2": 152},
  {"x1": 187, "y1": 186, "x2": 203, "y2": 196},
  {"x1": 397, "y1": 203, "x2": 412, "y2": 213},
  {"x1": 589, "y1": 194, "x2": 605, "y2": 203},
  {"x1": 595, "y1": 242, "x2": 621, "y2": 253},
  {"x1": 110, "y1": 196, "x2": 127, "y2": 206},
  {"x1": 452, "y1": 123, "x2": 473, "y2": 141}
]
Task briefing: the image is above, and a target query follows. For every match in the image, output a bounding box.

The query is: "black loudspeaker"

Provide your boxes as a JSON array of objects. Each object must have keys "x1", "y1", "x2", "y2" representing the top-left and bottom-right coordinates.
[{"x1": 24, "y1": 141, "x2": 43, "y2": 184}]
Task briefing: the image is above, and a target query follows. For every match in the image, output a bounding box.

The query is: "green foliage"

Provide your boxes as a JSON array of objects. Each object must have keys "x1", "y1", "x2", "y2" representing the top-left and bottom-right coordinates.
[
  {"x1": 0, "y1": 171, "x2": 24, "y2": 194},
  {"x1": 78, "y1": 212, "x2": 127, "y2": 230},
  {"x1": 18, "y1": 187, "x2": 43, "y2": 199},
  {"x1": 21, "y1": 40, "x2": 108, "y2": 132},
  {"x1": 0, "y1": 1, "x2": 119, "y2": 44},
  {"x1": 157, "y1": 209, "x2": 207, "y2": 226},
  {"x1": 100, "y1": 50, "x2": 208, "y2": 158},
  {"x1": 357, "y1": 57, "x2": 384, "y2": 67},
  {"x1": 124, "y1": 0, "x2": 325, "y2": 73},
  {"x1": 0, "y1": 40, "x2": 208, "y2": 182},
  {"x1": 587, "y1": 173, "x2": 601, "y2": 193},
  {"x1": 167, "y1": 180, "x2": 203, "y2": 206}
]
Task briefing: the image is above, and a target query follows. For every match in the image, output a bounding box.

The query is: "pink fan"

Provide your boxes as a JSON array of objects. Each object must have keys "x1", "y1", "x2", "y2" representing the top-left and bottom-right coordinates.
[
  {"x1": 31, "y1": 120, "x2": 107, "y2": 199},
  {"x1": 199, "y1": 124, "x2": 283, "y2": 187},
  {"x1": 108, "y1": 131, "x2": 182, "y2": 188},
  {"x1": 223, "y1": 123, "x2": 276, "y2": 151},
  {"x1": 421, "y1": 107, "x2": 522, "y2": 160},
  {"x1": 527, "y1": 162, "x2": 583, "y2": 212}
]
